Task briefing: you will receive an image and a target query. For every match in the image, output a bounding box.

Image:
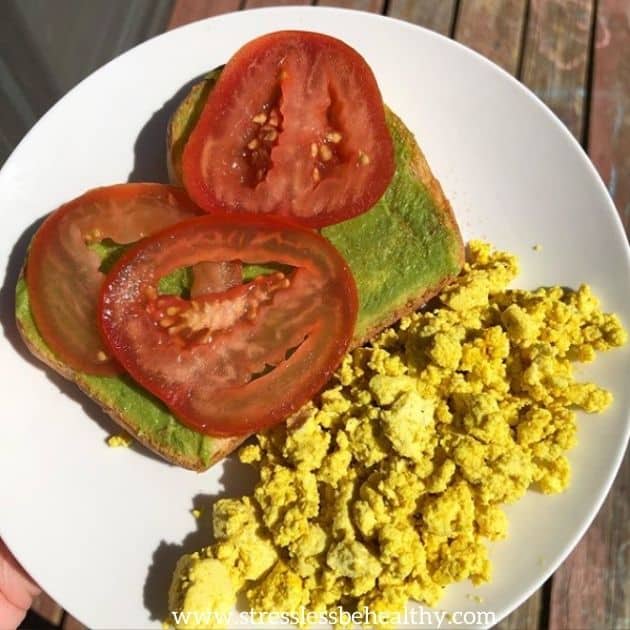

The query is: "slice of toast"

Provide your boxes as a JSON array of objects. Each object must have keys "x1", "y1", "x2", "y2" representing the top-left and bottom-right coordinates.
[{"x1": 15, "y1": 74, "x2": 463, "y2": 471}]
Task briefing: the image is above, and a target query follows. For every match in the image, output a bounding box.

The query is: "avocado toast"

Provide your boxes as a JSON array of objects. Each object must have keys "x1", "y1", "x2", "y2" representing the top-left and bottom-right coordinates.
[{"x1": 15, "y1": 72, "x2": 463, "y2": 471}]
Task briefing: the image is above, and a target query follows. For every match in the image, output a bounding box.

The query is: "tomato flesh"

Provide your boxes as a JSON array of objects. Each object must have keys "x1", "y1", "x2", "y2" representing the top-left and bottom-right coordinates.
[
  {"x1": 99, "y1": 215, "x2": 358, "y2": 436},
  {"x1": 183, "y1": 31, "x2": 395, "y2": 227},
  {"x1": 26, "y1": 184, "x2": 204, "y2": 375},
  {"x1": 191, "y1": 261, "x2": 242, "y2": 298}
]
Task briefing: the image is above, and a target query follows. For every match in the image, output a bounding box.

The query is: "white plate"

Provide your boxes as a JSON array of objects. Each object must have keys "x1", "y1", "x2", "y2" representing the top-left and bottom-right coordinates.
[{"x1": 1, "y1": 6, "x2": 629, "y2": 629}]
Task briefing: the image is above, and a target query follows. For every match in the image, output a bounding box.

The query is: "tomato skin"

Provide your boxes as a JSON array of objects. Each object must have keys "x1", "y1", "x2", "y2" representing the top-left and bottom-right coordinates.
[
  {"x1": 26, "y1": 184, "x2": 202, "y2": 375},
  {"x1": 182, "y1": 31, "x2": 395, "y2": 228},
  {"x1": 99, "y1": 214, "x2": 358, "y2": 437}
]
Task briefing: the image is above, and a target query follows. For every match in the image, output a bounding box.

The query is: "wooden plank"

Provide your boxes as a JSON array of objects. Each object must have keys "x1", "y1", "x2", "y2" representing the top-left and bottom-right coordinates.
[
  {"x1": 454, "y1": 0, "x2": 528, "y2": 75},
  {"x1": 520, "y1": 0, "x2": 596, "y2": 141},
  {"x1": 587, "y1": 0, "x2": 630, "y2": 232},
  {"x1": 62, "y1": 612, "x2": 88, "y2": 630},
  {"x1": 387, "y1": 0, "x2": 457, "y2": 36},
  {"x1": 496, "y1": 587, "x2": 546, "y2": 630},
  {"x1": 315, "y1": 0, "x2": 385, "y2": 13},
  {"x1": 548, "y1": 454, "x2": 630, "y2": 629},
  {"x1": 244, "y1": 0, "x2": 312, "y2": 6},
  {"x1": 167, "y1": 0, "x2": 242, "y2": 29},
  {"x1": 30, "y1": 591, "x2": 64, "y2": 626}
]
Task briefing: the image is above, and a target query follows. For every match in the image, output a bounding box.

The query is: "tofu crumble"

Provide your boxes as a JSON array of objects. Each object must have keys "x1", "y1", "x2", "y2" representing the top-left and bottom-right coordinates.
[
  {"x1": 168, "y1": 241, "x2": 627, "y2": 628},
  {"x1": 106, "y1": 433, "x2": 133, "y2": 448}
]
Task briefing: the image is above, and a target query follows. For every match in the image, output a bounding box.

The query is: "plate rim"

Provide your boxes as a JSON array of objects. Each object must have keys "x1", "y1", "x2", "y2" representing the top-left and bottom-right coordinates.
[{"x1": 1, "y1": 6, "x2": 629, "y2": 628}]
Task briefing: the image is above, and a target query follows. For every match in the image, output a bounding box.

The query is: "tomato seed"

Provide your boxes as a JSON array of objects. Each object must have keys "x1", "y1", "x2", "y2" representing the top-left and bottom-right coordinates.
[
  {"x1": 268, "y1": 110, "x2": 280, "y2": 127},
  {"x1": 319, "y1": 145, "x2": 333, "y2": 161},
  {"x1": 83, "y1": 228, "x2": 103, "y2": 244}
]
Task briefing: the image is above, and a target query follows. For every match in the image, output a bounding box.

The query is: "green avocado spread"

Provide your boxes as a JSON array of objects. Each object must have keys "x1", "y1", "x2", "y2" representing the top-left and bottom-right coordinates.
[
  {"x1": 15, "y1": 78, "x2": 462, "y2": 470},
  {"x1": 323, "y1": 110, "x2": 460, "y2": 340}
]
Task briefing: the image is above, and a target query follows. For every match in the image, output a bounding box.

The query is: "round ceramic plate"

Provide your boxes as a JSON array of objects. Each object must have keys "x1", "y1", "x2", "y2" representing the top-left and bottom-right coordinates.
[{"x1": 0, "y1": 7, "x2": 629, "y2": 629}]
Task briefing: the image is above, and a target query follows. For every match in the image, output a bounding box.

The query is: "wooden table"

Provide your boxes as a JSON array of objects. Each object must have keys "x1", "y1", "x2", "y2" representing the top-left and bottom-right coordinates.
[{"x1": 23, "y1": 1, "x2": 629, "y2": 629}]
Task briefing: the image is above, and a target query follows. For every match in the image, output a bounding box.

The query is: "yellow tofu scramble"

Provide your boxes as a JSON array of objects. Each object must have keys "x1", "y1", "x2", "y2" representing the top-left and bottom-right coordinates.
[
  {"x1": 169, "y1": 242, "x2": 626, "y2": 628},
  {"x1": 106, "y1": 433, "x2": 133, "y2": 448}
]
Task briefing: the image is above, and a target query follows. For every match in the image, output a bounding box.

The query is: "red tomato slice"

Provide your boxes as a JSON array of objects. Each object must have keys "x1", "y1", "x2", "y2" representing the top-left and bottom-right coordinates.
[
  {"x1": 182, "y1": 31, "x2": 395, "y2": 227},
  {"x1": 26, "y1": 184, "x2": 204, "y2": 376},
  {"x1": 99, "y1": 215, "x2": 358, "y2": 437}
]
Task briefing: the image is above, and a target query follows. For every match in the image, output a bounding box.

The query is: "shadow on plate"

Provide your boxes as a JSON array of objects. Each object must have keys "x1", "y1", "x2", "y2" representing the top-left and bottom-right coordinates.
[
  {"x1": 144, "y1": 452, "x2": 260, "y2": 622},
  {"x1": 0, "y1": 72, "x2": 215, "y2": 469},
  {"x1": 127, "y1": 73, "x2": 207, "y2": 183}
]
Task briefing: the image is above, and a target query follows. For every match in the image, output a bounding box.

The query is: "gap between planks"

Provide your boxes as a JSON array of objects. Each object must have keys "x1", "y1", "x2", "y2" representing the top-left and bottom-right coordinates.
[
  {"x1": 588, "y1": 0, "x2": 630, "y2": 232},
  {"x1": 520, "y1": 0, "x2": 595, "y2": 142}
]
